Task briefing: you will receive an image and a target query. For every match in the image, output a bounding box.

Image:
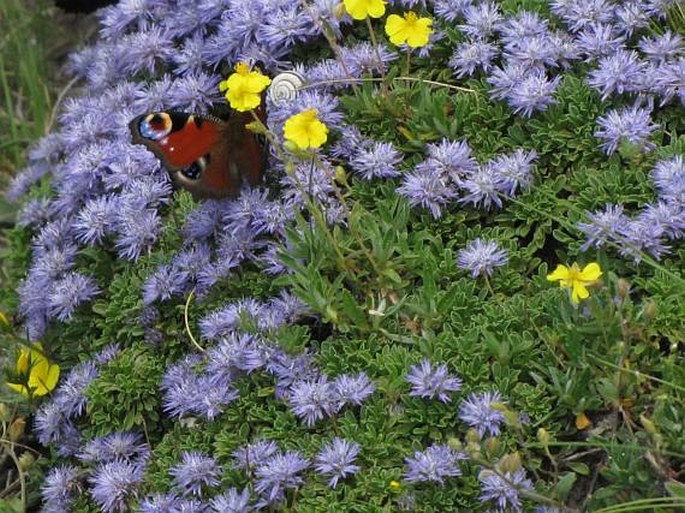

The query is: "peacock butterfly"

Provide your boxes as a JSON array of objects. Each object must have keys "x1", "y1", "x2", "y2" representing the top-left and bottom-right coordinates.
[{"x1": 129, "y1": 110, "x2": 266, "y2": 199}]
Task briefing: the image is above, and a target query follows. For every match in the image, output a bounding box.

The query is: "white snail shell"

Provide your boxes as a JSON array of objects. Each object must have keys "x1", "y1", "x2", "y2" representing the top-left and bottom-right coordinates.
[{"x1": 268, "y1": 71, "x2": 306, "y2": 106}]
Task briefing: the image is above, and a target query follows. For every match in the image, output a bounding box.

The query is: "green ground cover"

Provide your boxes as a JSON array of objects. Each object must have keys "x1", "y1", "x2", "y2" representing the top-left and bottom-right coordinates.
[{"x1": 0, "y1": 0, "x2": 683, "y2": 512}]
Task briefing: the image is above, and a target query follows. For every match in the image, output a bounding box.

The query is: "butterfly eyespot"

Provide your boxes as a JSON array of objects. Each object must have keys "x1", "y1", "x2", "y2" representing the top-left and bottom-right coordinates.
[
  {"x1": 180, "y1": 156, "x2": 208, "y2": 181},
  {"x1": 139, "y1": 112, "x2": 173, "y2": 140},
  {"x1": 255, "y1": 134, "x2": 267, "y2": 149}
]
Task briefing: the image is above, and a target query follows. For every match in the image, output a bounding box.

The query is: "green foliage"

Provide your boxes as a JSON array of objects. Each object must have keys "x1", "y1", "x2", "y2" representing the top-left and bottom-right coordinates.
[
  {"x1": 0, "y1": 0, "x2": 53, "y2": 174},
  {"x1": 85, "y1": 343, "x2": 165, "y2": 435},
  {"x1": 2, "y1": 2, "x2": 684, "y2": 512}
]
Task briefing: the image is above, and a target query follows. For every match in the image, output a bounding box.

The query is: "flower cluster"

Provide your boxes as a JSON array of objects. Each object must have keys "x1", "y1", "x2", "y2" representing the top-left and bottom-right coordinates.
[
  {"x1": 161, "y1": 315, "x2": 376, "y2": 423},
  {"x1": 5, "y1": 0, "x2": 681, "y2": 511},
  {"x1": 6, "y1": 0, "x2": 352, "y2": 342},
  {"x1": 578, "y1": 156, "x2": 684, "y2": 262},
  {"x1": 35, "y1": 345, "x2": 120, "y2": 455},
  {"x1": 41, "y1": 427, "x2": 150, "y2": 513},
  {"x1": 397, "y1": 139, "x2": 537, "y2": 218}
]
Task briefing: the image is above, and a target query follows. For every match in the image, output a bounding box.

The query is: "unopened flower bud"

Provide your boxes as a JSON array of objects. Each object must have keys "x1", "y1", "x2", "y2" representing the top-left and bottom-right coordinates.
[
  {"x1": 9, "y1": 417, "x2": 25, "y2": 441},
  {"x1": 334, "y1": 166, "x2": 348, "y2": 185},
  {"x1": 639, "y1": 414, "x2": 657, "y2": 434},
  {"x1": 643, "y1": 300, "x2": 657, "y2": 320},
  {"x1": 484, "y1": 436, "x2": 500, "y2": 455},
  {"x1": 465, "y1": 428, "x2": 481, "y2": 445},
  {"x1": 18, "y1": 452, "x2": 35, "y2": 471},
  {"x1": 537, "y1": 427, "x2": 550, "y2": 445},
  {"x1": 498, "y1": 452, "x2": 522, "y2": 474},
  {"x1": 446, "y1": 437, "x2": 463, "y2": 451},
  {"x1": 334, "y1": 2, "x2": 347, "y2": 19},
  {"x1": 0, "y1": 404, "x2": 10, "y2": 423},
  {"x1": 617, "y1": 278, "x2": 630, "y2": 299}
]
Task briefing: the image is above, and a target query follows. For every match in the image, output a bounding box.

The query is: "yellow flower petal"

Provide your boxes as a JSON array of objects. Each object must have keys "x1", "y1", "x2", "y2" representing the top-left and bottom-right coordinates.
[
  {"x1": 546, "y1": 261, "x2": 602, "y2": 304},
  {"x1": 221, "y1": 63, "x2": 271, "y2": 112},
  {"x1": 7, "y1": 382, "x2": 29, "y2": 395},
  {"x1": 406, "y1": 30, "x2": 431, "y2": 48},
  {"x1": 28, "y1": 361, "x2": 60, "y2": 396},
  {"x1": 575, "y1": 412, "x2": 592, "y2": 430},
  {"x1": 571, "y1": 283, "x2": 589, "y2": 303},
  {"x1": 384, "y1": 11, "x2": 433, "y2": 48},
  {"x1": 283, "y1": 109, "x2": 329, "y2": 150},
  {"x1": 344, "y1": 0, "x2": 386, "y2": 19},
  {"x1": 385, "y1": 14, "x2": 405, "y2": 42},
  {"x1": 579, "y1": 262, "x2": 602, "y2": 281},
  {"x1": 7, "y1": 344, "x2": 59, "y2": 397},
  {"x1": 405, "y1": 17, "x2": 432, "y2": 47},
  {"x1": 546, "y1": 264, "x2": 570, "y2": 282},
  {"x1": 15, "y1": 349, "x2": 30, "y2": 374}
]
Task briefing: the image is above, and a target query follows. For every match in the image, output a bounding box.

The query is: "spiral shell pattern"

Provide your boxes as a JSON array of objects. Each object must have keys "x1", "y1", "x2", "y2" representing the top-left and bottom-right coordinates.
[{"x1": 268, "y1": 71, "x2": 306, "y2": 106}]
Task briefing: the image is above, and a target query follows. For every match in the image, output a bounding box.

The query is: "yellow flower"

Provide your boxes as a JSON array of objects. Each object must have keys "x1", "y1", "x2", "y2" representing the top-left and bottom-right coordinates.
[
  {"x1": 546, "y1": 262, "x2": 603, "y2": 303},
  {"x1": 385, "y1": 11, "x2": 433, "y2": 48},
  {"x1": 283, "y1": 109, "x2": 329, "y2": 150},
  {"x1": 7, "y1": 344, "x2": 60, "y2": 397},
  {"x1": 343, "y1": 0, "x2": 386, "y2": 20},
  {"x1": 219, "y1": 63, "x2": 271, "y2": 112}
]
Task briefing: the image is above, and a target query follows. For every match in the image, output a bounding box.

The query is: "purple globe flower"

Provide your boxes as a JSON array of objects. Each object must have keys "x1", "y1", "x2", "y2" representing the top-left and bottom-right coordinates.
[
  {"x1": 47, "y1": 272, "x2": 100, "y2": 321},
  {"x1": 479, "y1": 468, "x2": 533, "y2": 512},
  {"x1": 449, "y1": 39, "x2": 499, "y2": 78},
  {"x1": 594, "y1": 104, "x2": 659, "y2": 155},
  {"x1": 639, "y1": 30, "x2": 683, "y2": 62},
  {"x1": 406, "y1": 360, "x2": 462, "y2": 403},
  {"x1": 89, "y1": 460, "x2": 145, "y2": 513},
  {"x1": 314, "y1": 438, "x2": 362, "y2": 488},
  {"x1": 42, "y1": 465, "x2": 81, "y2": 511},
  {"x1": 587, "y1": 50, "x2": 646, "y2": 100},
  {"x1": 396, "y1": 167, "x2": 458, "y2": 219},
  {"x1": 233, "y1": 440, "x2": 280, "y2": 473},
  {"x1": 404, "y1": 444, "x2": 463, "y2": 485},
  {"x1": 254, "y1": 451, "x2": 310, "y2": 505},
  {"x1": 457, "y1": 239, "x2": 509, "y2": 278},
  {"x1": 169, "y1": 451, "x2": 222, "y2": 497},
  {"x1": 350, "y1": 141, "x2": 402, "y2": 180},
  {"x1": 506, "y1": 70, "x2": 561, "y2": 117},
  {"x1": 139, "y1": 493, "x2": 183, "y2": 513},
  {"x1": 578, "y1": 204, "x2": 630, "y2": 251},
  {"x1": 458, "y1": 390, "x2": 507, "y2": 437},
  {"x1": 288, "y1": 376, "x2": 338, "y2": 426},
  {"x1": 652, "y1": 155, "x2": 685, "y2": 203},
  {"x1": 209, "y1": 487, "x2": 252, "y2": 512},
  {"x1": 77, "y1": 431, "x2": 149, "y2": 465},
  {"x1": 459, "y1": 2, "x2": 502, "y2": 40},
  {"x1": 332, "y1": 372, "x2": 376, "y2": 408}
]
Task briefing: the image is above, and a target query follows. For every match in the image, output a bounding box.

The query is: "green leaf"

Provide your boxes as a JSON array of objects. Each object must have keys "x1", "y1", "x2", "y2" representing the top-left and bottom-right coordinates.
[
  {"x1": 0, "y1": 499, "x2": 24, "y2": 513},
  {"x1": 567, "y1": 462, "x2": 590, "y2": 476},
  {"x1": 665, "y1": 480, "x2": 685, "y2": 499},
  {"x1": 554, "y1": 472, "x2": 577, "y2": 500}
]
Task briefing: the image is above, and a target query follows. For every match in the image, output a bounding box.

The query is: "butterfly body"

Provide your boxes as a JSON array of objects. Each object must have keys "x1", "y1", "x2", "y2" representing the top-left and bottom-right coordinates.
[{"x1": 129, "y1": 111, "x2": 265, "y2": 199}]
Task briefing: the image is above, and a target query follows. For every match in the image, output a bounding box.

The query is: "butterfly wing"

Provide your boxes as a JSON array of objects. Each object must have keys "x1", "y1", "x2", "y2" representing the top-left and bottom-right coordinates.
[{"x1": 129, "y1": 111, "x2": 265, "y2": 199}]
